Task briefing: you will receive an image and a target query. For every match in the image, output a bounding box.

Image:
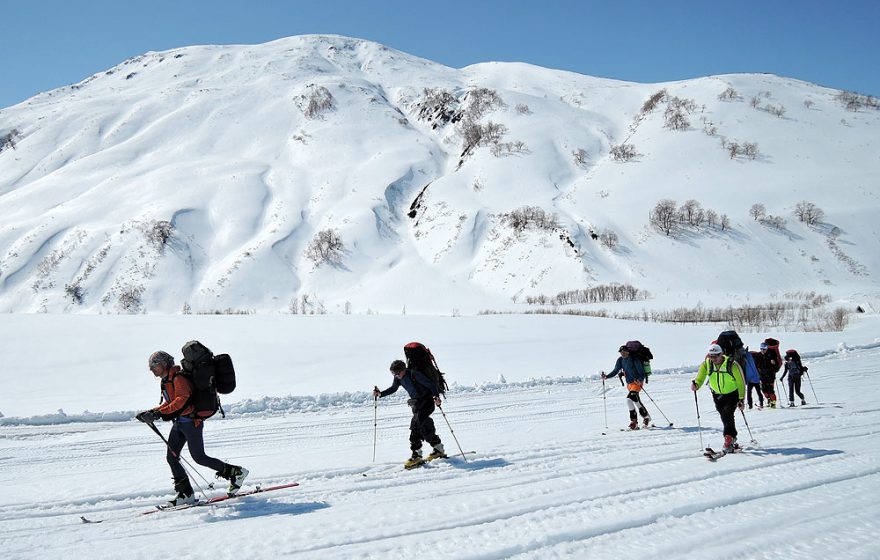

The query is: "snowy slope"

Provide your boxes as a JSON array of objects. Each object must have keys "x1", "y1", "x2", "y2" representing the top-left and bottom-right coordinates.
[
  {"x1": 1, "y1": 35, "x2": 877, "y2": 314},
  {"x1": 1, "y1": 314, "x2": 879, "y2": 559}
]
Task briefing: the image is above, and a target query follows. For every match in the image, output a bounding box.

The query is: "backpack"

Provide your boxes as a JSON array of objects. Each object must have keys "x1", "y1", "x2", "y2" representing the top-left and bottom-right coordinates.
[
  {"x1": 743, "y1": 350, "x2": 761, "y2": 384},
  {"x1": 625, "y1": 340, "x2": 654, "y2": 380},
  {"x1": 785, "y1": 349, "x2": 804, "y2": 374},
  {"x1": 403, "y1": 342, "x2": 448, "y2": 395},
  {"x1": 716, "y1": 331, "x2": 744, "y2": 356},
  {"x1": 764, "y1": 338, "x2": 783, "y2": 373},
  {"x1": 180, "y1": 340, "x2": 237, "y2": 419}
]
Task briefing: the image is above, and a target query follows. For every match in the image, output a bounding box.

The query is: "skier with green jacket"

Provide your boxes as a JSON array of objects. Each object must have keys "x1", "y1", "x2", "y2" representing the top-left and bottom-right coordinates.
[{"x1": 692, "y1": 343, "x2": 746, "y2": 453}]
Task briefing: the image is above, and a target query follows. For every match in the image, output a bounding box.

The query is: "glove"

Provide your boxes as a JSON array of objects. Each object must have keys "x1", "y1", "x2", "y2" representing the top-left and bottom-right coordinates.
[
  {"x1": 372, "y1": 387, "x2": 381, "y2": 398},
  {"x1": 737, "y1": 400, "x2": 745, "y2": 411},
  {"x1": 802, "y1": 367, "x2": 808, "y2": 372},
  {"x1": 434, "y1": 396, "x2": 442, "y2": 407},
  {"x1": 136, "y1": 410, "x2": 159, "y2": 423},
  {"x1": 691, "y1": 380, "x2": 698, "y2": 392}
]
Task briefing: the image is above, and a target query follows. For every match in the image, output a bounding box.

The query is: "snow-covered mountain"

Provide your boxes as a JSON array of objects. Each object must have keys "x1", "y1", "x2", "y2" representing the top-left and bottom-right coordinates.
[{"x1": 1, "y1": 34, "x2": 877, "y2": 314}]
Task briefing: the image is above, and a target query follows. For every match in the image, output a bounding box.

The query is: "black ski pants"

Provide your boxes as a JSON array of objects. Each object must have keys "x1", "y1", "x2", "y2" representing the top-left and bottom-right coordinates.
[
  {"x1": 712, "y1": 391, "x2": 739, "y2": 439},
  {"x1": 408, "y1": 397, "x2": 442, "y2": 452},
  {"x1": 626, "y1": 391, "x2": 649, "y2": 420},
  {"x1": 746, "y1": 382, "x2": 763, "y2": 407},
  {"x1": 166, "y1": 419, "x2": 227, "y2": 482},
  {"x1": 787, "y1": 375, "x2": 805, "y2": 402}
]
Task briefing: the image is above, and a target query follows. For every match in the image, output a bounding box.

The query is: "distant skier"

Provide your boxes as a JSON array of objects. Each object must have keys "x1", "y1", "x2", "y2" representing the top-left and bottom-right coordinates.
[
  {"x1": 603, "y1": 345, "x2": 651, "y2": 430},
  {"x1": 136, "y1": 350, "x2": 248, "y2": 506},
  {"x1": 692, "y1": 343, "x2": 745, "y2": 453},
  {"x1": 780, "y1": 349, "x2": 807, "y2": 407},
  {"x1": 373, "y1": 359, "x2": 445, "y2": 468},
  {"x1": 752, "y1": 342, "x2": 780, "y2": 408}
]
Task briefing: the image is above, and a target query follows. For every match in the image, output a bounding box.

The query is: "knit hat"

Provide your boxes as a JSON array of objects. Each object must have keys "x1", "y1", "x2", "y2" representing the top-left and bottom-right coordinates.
[
  {"x1": 148, "y1": 350, "x2": 174, "y2": 369},
  {"x1": 707, "y1": 344, "x2": 724, "y2": 356}
]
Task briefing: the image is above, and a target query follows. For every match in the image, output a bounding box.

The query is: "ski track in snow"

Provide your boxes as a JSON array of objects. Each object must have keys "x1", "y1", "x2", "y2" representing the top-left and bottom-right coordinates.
[{"x1": 1, "y1": 347, "x2": 879, "y2": 559}]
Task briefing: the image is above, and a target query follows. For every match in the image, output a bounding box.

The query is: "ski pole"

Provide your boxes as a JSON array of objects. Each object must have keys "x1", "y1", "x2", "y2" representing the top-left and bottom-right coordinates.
[
  {"x1": 777, "y1": 377, "x2": 788, "y2": 403},
  {"x1": 372, "y1": 387, "x2": 379, "y2": 462},
  {"x1": 805, "y1": 370, "x2": 819, "y2": 404},
  {"x1": 640, "y1": 387, "x2": 673, "y2": 427},
  {"x1": 601, "y1": 373, "x2": 608, "y2": 431},
  {"x1": 694, "y1": 391, "x2": 703, "y2": 451},
  {"x1": 739, "y1": 407, "x2": 758, "y2": 445},
  {"x1": 437, "y1": 404, "x2": 468, "y2": 462},
  {"x1": 145, "y1": 421, "x2": 214, "y2": 496}
]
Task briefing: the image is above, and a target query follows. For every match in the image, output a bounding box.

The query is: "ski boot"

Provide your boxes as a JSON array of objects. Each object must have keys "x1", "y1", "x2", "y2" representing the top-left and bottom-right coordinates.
[
  {"x1": 168, "y1": 477, "x2": 196, "y2": 507},
  {"x1": 642, "y1": 415, "x2": 652, "y2": 428},
  {"x1": 722, "y1": 435, "x2": 736, "y2": 454},
  {"x1": 788, "y1": 401, "x2": 796, "y2": 408},
  {"x1": 769, "y1": 400, "x2": 777, "y2": 409},
  {"x1": 426, "y1": 443, "x2": 447, "y2": 461},
  {"x1": 801, "y1": 399, "x2": 807, "y2": 405},
  {"x1": 404, "y1": 449, "x2": 424, "y2": 469},
  {"x1": 219, "y1": 464, "x2": 249, "y2": 496},
  {"x1": 627, "y1": 419, "x2": 638, "y2": 430}
]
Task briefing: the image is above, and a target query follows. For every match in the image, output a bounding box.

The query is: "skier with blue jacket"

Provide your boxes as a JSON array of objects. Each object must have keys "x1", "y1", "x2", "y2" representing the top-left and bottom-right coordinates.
[
  {"x1": 603, "y1": 345, "x2": 652, "y2": 430},
  {"x1": 374, "y1": 360, "x2": 445, "y2": 468}
]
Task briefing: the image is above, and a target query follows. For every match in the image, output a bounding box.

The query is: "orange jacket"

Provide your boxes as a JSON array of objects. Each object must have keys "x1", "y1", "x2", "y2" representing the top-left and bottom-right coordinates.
[{"x1": 153, "y1": 366, "x2": 196, "y2": 420}]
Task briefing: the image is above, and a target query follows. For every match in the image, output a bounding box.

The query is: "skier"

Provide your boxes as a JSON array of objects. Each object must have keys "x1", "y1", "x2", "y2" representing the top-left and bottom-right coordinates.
[
  {"x1": 745, "y1": 347, "x2": 765, "y2": 410},
  {"x1": 692, "y1": 343, "x2": 745, "y2": 453},
  {"x1": 373, "y1": 359, "x2": 445, "y2": 468},
  {"x1": 752, "y1": 342, "x2": 780, "y2": 408},
  {"x1": 136, "y1": 350, "x2": 249, "y2": 506},
  {"x1": 780, "y1": 349, "x2": 807, "y2": 407},
  {"x1": 603, "y1": 345, "x2": 651, "y2": 429}
]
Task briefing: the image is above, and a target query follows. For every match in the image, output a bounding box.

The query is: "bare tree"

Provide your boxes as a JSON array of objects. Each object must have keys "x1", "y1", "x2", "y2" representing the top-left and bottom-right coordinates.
[
  {"x1": 705, "y1": 209, "x2": 719, "y2": 229},
  {"x1": 803, "y1": 99, "x2": 815, "y2": 109},
  {"x1": 718, "y1": 87, "x2": 739, "y2": 101},
  {"x1": 750, "y1": 96, "x2": 760, "y2": 109},
  {"x1": 610, "y1": 143, "x2": 637, "y2": 162},
  {"x1": 762, "y1": 214, "x2": 787, "y2": 230},
  {"x1": 460, "y1": 120, "x2": 508, "y2": 158},
  {"x1": 515, "y1": 103, "x2": 531, "y2": 115},
  {"x1": 305, "y1": 228, "x2": 345, "y2": 265},
  {"x1": 572, "y1": 148, "x2": 589, "y2": 167},
  {"x1": 598, "y1": 229, "x2": 619, "y2": 249},
  {"x1": 794, "y1": 201, "x2": 825, "y2": 226},
  {"x1": 720, "y1": 214, "x2": 731, "y2": 231},
  {"x1": 728, "y1": 142, "x2": 740, "y2": 159},
  {"x1": 767, "y1": 104, "x2": 786, "y2": 118},
  {"x1": 749, "y1": 203, "x2": 767, "y2": 221},
  {"x1": 679, "y1": 199, "x2": 703, "y2": 226},
  {"x1": 0, "y1": 128, "x2": 21, "y2": 152},
  {"x1": 650, "y1": 199, "x2": 679, "y2": 236},
  {"x1": 742, "y1": 142, "x2": 760, "y2": 160},
  {"x1": 297, "y1": 85, "x2": 335, "y2": 119},
  {"x1": 641, "y1": 89, "x2": 667, "y2": 114}
]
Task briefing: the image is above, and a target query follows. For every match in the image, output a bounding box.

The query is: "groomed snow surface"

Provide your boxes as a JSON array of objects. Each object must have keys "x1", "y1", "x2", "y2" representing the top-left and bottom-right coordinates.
[{"x1": 2, "y1": 314, "x2": 879, "y2": 559}]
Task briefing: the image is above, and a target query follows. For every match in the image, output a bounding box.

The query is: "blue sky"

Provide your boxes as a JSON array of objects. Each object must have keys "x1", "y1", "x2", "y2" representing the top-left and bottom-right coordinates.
[{"x1": 2, "y1": 0, "x2": 877, "y2": 109}]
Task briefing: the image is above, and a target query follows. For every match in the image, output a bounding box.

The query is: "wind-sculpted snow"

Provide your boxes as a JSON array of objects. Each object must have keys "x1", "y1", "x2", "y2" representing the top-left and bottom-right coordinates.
[{"x1": 1, "y1": 35, "x2": 878, "y2": 314}]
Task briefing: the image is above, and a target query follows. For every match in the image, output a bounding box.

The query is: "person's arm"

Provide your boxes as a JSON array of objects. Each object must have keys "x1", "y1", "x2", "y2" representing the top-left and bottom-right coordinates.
[
  {"x1": 606, "y1": 357, "x2": 624, "y2": 378},
  {"x1": 692, "y1": 360, "x2": 709, "y2": 391},
  {"x1": 732, "y1": 362, "x2": 746, "y2": 401},
  {"x1": 378, "y1": 377, "x2": 401, "y2": 398}
]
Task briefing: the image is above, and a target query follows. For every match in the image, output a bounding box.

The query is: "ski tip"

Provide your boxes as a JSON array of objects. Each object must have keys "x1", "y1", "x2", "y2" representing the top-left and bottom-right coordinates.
[{"x1": 80, "y1": 516, "x2": 102, "y2": 524}]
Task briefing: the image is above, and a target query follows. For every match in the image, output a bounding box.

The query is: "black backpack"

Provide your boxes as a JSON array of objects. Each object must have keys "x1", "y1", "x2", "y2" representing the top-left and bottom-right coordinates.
[
  {"x1": 716, "y1": 331, "x2": 744, "y2": 356},
  {"x1": 403, "y1": 342, "x2": 448, "y2": 395},
  {"x1": 625, "y1": 340, "x2": 654, "y2": 380},
  {"x1": 180, "y1": 340, "x2": 237, "y2": 419}
]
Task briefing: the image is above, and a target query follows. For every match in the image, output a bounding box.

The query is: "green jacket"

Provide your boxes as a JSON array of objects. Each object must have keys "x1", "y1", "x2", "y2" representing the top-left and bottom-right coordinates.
[{"x1": 694, "y1": 356, "x2": 745, "y2": 399}]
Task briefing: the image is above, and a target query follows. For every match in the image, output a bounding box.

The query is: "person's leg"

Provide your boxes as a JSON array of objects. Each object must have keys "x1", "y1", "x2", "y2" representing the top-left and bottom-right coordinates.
[
  {"x1": 414, "y1": 398, "x2": 441, "y2": 448},
  {"x1": 166, "y1": 421, "x2": 189, "y2": 482},
  {"x1": 626, "y1": 392, "x2": 639, "y2": 427},
  {"x1": 177, "y1": 420, "x2": 226, "y2": 472},
  {"x1": 713, "y1": 392, "x2": 738, "y2": 439}
]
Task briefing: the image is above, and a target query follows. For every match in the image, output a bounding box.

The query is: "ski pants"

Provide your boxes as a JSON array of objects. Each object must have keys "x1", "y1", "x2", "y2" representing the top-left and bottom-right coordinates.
[
  {"x1": 166, "y1": 418, "x2": 227, "y2": 482},
  {"x1": 746, "y1": 382, "x2": 764, "y2": 407},
  {"x1": 408, "y1": 397, "x2": 442, "y2": 452},
  {"x1": 759, "y1": 376, "x2": 776, "y2": 401},
  {"x1": 787, "y1": 375, "x2": 805, "y2": 402},
  {"x1": 626, "y1": 391, "x2": 649, "y2": 420},
  {"x1": 712, "y1": 391, "x2": 739, "y2": 439}
]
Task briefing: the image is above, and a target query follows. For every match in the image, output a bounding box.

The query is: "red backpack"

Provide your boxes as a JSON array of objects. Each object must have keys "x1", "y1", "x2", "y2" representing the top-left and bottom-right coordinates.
[
  {"x1": 403, "y1": 342, "x2": 448, "y2": 394},
  {"x1": 763, "y1": 338, "x2": 783, "y2": 373}
]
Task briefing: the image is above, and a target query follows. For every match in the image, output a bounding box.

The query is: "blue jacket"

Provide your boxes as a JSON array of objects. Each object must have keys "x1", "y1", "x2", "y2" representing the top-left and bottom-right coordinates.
[
  {"x1": 609, "y1": 356, "x2": 646, "y2": 384},
  {"x1": 379, "y1": 368, "x2": 439, "y2": 400}
]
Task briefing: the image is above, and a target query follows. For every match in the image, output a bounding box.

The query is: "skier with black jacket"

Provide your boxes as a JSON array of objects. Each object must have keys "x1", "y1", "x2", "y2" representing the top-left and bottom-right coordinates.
[
  {"x1": 373, "y1": 360, "x2": 445, "y2": 467},
  {"x1": 752, "y1": 342, "x2": 780, "y2": 408},
  {"x1": 780, "y1": 349, "x2": 808, "y2": 406}
]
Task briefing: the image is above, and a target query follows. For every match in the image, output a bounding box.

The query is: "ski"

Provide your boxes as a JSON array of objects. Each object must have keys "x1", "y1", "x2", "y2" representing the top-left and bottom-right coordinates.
[
  {"x1": 404, "y1": 451, "x2": 477, "y2": 469},
  {"x1": 703, "y1": 447, "x2": 727, "y2": 461},
  {"x1": 141, "y1": 482, "x2": 300, "y2": 516}
]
